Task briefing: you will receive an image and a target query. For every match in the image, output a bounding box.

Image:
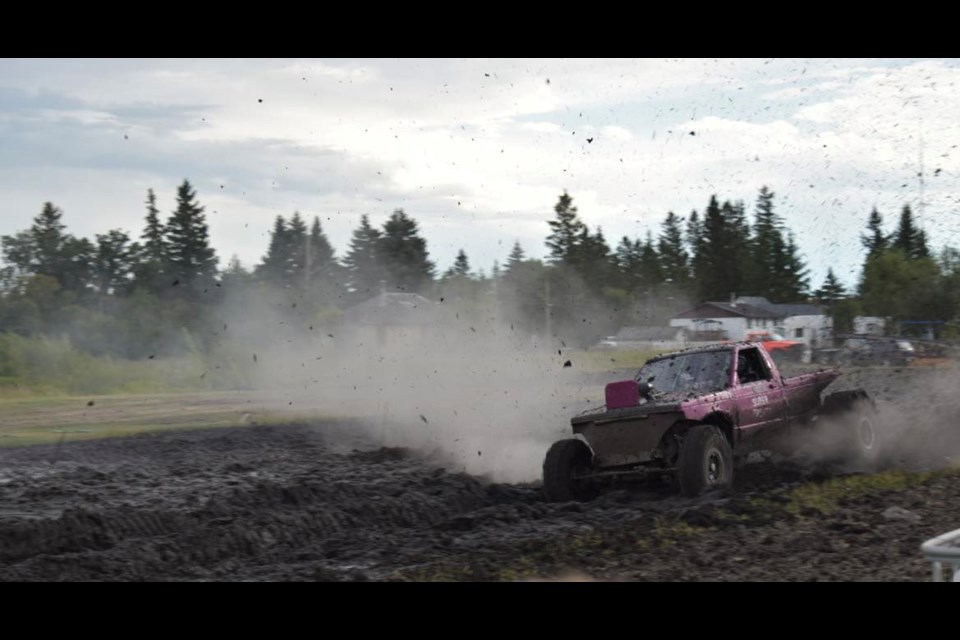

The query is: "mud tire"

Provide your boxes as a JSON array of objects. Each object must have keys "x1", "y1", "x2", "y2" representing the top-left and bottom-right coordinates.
[
  {"x1": 542, "y1": 439, "x2": 597, "y2": 503},
  {"x1": 677, "y1": 425, "x2": 733, "y2": 497}
]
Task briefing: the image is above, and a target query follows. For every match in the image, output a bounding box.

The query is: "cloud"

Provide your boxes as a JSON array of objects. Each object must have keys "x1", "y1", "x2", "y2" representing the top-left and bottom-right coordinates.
[{"x1": 2, "y1": 58, "x2": 960, "y2": 288}]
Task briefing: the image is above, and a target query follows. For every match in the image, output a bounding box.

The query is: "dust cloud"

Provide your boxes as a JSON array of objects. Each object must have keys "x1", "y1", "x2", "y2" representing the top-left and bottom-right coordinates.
[
  {"x1": 776, "y1": 363, "x2": 960, "y2": 471},
  {"x1": 209, "y1": 289, "x2": 608, "y2": 483}
]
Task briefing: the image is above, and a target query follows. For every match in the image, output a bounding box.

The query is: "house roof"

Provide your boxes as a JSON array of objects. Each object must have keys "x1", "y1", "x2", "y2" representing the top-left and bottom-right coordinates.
[
  {"x1": 674, "y1": 301, "x2": 782, "y2": 320},
  {"x1": 735, "y1": 296, "x2": 822, "y2": 317},
  {"x1": 614, "y1": 326, "x2": 684, "y2": 341},
  {"x1": 674, "y1": 298, "x2": 824, "y2": 320}
]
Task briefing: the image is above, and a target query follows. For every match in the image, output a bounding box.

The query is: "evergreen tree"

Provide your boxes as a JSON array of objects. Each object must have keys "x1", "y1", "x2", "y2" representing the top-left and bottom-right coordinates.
[
  {"x1": 257, "y1": 215, "x2": 290, "y2": 286},
  {"x1": 686, "y1": 209, "x2": 707, "y2": 293},
  {"x1": 55, "y1": 236, "x2": 95, "y2": 294},
  {"x1": 286, "y1": 211, "x2": 309, "y2": 280},
  {"x1": 308, "y1": 216, "x2": 335, "y2": 271},
  {"x1": 0, "y1": 202, "x2": 94, "y2": 293},
  {"x1": 892, "y1": 204, "x2": 930, "y2": 260},
  {"x1": 304, "y1": 216, "x2": 342, "y2": 303},
  {"x1": 94, "y1": 229, "x2": 137, "y2": 294},
  {"x1": 505, "y1": 241, "x2": 526, "y2": 273},
  {"x1": 141, "y1": 189, "x2": 165, "y2": 263},
  {"x1": 545, "y1": 191, "x2": 586, "y2": 263},
  {"x1": 498, "y1": 253, "x2": 549, "y2": 337},
  {"x1": 657, "y1": 211, "x2": 690, "y2": 292},
  {"x1": 164, "y1": 180, "x2": 217, "y2": 290},
  {"x1": 343, "y1": 214, "x2": 384, "y2": 300},
  {"x1": 31, "y1": 201, "x2": 68, "y2": 278},
  {"x1": 439, "y1": 249, "x2": 475, "y2": 302},
  {"x1": 860, "y1": 207, "x2": 889, "y2": 256},
  {"x1": 570, "y1": 226, "x2": 613, "y2": 293},
  {"x1": 378, "y1": 209, "x2": 435, "y2": 293},
  {"x1": 696, "y1": 196, "x2": 738, "y2": 300},
  {"x1": 134, "y1": 189, "x2": 167, "y2": 293},
  {"x1": 814, "y1": 267, "x2": 846, "y2": 305},
  {"x1": 638, "y1": 232, "x2": 663, "y2": 289},
  {"x1": 747, "y1": 186, "x2": 781, "y2": 296},
  {"x1": 221, "y1": 254, "x2": 252, "y2": 290},
  {"x1": 614, "y1": 236, "x2": 642, "y2": 293},
  {"x1": 775, "y1": 232, "x2": 810, "y2": 300},
  {"x1": 452, "y1": 249, "x2": 470, "y2": 277}
]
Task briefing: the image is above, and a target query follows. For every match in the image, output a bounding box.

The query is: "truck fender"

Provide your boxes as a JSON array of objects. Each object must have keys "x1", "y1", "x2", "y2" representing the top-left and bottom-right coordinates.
[
  {"x1": 821, "y1": 389, "x2": 874, "y2": 415},
  {"x1": 570, "y1": 433, "x2": 596, "y2": 457},
  {"x1": 657, "y1": 416, "x2": 734, "y2": 463}
]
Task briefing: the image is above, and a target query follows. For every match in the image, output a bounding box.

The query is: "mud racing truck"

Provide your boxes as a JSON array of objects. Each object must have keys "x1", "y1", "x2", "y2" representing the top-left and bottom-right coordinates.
[{"x1": 543, "y1": 342, "x2": 877, "y2": 501}]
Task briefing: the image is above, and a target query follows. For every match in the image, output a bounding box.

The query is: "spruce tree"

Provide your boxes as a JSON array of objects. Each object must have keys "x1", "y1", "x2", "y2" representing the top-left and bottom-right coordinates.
[
  {"x1": 892, "y1": 204, "x2": 930, "y2": 260},
  {"x1": 343, "y1": 214, "x2": 384, "y2": 300},
  {"x1": 657, "y1": 211, "x2": 690, "y2": 292},
  {"x1": 452, "y1": 249, "x2": 470, "y2": 277},
  {"x1": 378, "y1": 209, "x2": 435, "y2": 293},
  {"x1": 814, "y1": 267, "x2": 846, "y2": 305},
  {"x1": 258, "y1": 215, "x2": 290, "y2": 286},
  {"x1": 860, "y1": 207, "x2": 889, "y2": 256},
  {"x1": 545, "y1": 191, "x2": 586, "y2": 263},
  {"x1": 134, "y1": 189, "x2": 167, "y2": 293},
  {"x1": 164, "y1": 180, "x2": 217, "y2": 290}
]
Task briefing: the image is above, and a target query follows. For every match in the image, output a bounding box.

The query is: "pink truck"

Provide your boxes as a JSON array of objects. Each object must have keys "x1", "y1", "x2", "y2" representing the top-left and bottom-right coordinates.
[{"x1": 543, "y1": 342, "x2": 877, "y2": 500}]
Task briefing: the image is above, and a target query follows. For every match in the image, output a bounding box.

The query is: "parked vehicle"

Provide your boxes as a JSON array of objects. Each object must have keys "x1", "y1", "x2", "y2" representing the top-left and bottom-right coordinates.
[
  {"x1": 744, "y1": 330, "x2": 805, "y2": 362},
  {"x1": 814, "y1": 335, "x2": 917, "y2": 367}
]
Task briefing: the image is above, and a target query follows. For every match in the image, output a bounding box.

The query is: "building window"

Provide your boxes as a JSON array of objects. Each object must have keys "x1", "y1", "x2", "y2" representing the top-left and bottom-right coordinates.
[{"x1": 795, "y1": 328, "x2": 804, "y2": 338}]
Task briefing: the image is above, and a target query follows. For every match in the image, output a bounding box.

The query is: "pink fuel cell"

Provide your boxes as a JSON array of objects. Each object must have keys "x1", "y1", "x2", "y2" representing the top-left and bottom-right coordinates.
[{"x1": 605, "y1": 380, "x2": 639, "y2": 409}]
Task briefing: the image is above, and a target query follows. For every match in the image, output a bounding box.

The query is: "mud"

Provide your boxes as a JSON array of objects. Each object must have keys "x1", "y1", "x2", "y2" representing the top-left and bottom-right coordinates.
[{"x1": 1, "y1": 366, "x2": 958, "y2": 582}]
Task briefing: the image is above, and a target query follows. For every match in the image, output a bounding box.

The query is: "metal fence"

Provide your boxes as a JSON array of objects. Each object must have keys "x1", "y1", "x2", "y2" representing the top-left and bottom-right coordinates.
[{"x1": 920, "y1": 527, "x2": 960, "y2": 582}]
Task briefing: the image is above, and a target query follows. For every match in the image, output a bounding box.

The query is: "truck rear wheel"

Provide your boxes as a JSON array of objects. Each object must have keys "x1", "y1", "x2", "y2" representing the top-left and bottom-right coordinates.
[
  {"x1": 822, "y1": 391, "x2": 881, "y2": 467},
  {"x1": 677, "y1": 425, "x2": 733, "y2": 497},
  {"x1": 542, "y1": 439, "x2": 597, "y2": 503},
  {"x1": 846, "y1": 401, "x2": 880, "y2": 465}
]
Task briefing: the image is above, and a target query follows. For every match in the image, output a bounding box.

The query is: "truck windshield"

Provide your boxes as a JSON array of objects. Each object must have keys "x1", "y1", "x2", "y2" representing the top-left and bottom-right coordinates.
[{"x1": 635, "y1": 349, "x2": 732, "y2": 395}]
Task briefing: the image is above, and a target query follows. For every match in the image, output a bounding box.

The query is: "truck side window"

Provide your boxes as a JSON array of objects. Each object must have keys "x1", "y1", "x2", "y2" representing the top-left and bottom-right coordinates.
[{"x1": 737, "y1": 348, "x2": 771, "y2": 384}]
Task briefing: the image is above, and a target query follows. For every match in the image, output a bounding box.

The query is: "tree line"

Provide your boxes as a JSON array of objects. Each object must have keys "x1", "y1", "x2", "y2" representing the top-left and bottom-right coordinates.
[{"x1": 2, "y1": 179, "x2": 959, "y2": 360}]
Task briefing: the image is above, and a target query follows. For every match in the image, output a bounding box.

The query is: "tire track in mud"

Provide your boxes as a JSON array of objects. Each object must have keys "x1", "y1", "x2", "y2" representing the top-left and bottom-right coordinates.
[{"x1": 0, "y1": 426, "x2": 536, "y2": 580}]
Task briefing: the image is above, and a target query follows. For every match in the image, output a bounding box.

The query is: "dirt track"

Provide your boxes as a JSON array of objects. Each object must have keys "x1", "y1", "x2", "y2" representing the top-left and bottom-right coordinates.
[{"x1": 1, "y1": 366, "x2": 958, "y2": 581}]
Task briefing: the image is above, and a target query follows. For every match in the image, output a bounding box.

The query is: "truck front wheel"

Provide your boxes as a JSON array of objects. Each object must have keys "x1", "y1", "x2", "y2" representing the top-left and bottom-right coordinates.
[
  {"x1": 677, "y1": 425, "x2": 734, "y2": 497},
  {"x1": 542, "y1": 439, "x2": 597, "y2": 503}
]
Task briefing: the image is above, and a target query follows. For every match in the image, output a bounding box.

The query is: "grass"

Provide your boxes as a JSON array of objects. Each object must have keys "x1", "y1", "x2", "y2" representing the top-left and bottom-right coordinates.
[
  {"x1": 0, "y1": 391, "x2": 345, "y2": 448},
  {"x1": 783, "y1": 469, "x2": 941, "y2": 516},
  {"x1": 570, "y1": 348, "x2": 665, "y2": 373},
  {"x1": 0, "y1": 334, "x2": 254, "y2": 399}
]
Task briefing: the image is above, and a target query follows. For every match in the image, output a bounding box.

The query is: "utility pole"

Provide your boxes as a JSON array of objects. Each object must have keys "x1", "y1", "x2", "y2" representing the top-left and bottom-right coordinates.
[
  {"x1": 304, "y1": 231, "x2": 312, "y2": 292},
  {"x1": 491, "y1": 260, "x2": 500, "y2": 328},
  {"x1": 545, "y1": 277, "x2": 552, "y2": 341},
  {"x1": 918, "y1": 113, "x2": 926, "y2": 232}
]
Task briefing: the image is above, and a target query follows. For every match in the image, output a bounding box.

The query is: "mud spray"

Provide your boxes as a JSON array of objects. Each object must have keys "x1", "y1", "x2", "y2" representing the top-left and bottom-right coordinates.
[
  {"x1": 211, "y1": 290, "x2": 611, "y2": 484},
  {"x1": 777, "y1": 362, "x2": 960, "y2": 472}
]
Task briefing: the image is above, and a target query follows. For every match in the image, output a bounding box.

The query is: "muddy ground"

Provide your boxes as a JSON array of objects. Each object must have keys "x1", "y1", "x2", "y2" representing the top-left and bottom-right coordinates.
[{"x1": 1, "y1": 365, "x2": 958, "y2": 581}]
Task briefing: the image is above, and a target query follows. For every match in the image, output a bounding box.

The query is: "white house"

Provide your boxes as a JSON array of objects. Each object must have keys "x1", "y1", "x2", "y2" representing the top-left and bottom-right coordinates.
[{"x1": 670, "y1": 296, "x2": 829, "y2": 347}]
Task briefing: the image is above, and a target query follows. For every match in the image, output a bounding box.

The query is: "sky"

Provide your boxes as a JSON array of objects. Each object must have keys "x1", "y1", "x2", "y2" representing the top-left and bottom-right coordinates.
[{"x1": 2, "y1": 57, "x2": 959, "y2": 293}]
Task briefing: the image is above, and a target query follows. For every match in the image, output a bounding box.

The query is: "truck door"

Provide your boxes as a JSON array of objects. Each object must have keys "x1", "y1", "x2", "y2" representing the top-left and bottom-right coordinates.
[{"x1": 732, "y1": 346, "x2": 787, "y2": 444}]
